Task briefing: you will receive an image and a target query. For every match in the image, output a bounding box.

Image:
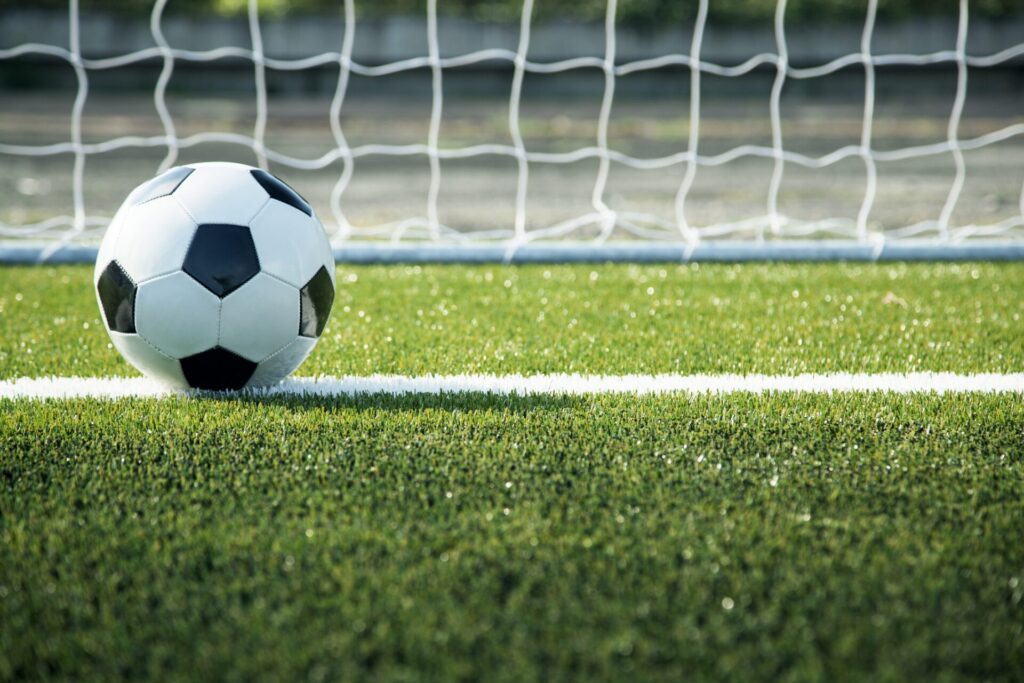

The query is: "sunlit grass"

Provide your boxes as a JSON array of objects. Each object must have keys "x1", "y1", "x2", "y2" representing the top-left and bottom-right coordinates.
[
  {"x1": 1, "y1": 263, "x2": 1022, "y2": 378},
  {"x1": 1, "y1": 263, "x2": 1022, "y2": 681}
]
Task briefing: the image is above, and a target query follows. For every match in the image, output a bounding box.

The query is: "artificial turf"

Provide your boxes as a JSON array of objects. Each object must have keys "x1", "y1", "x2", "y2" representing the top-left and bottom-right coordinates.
[
  {"x1": 1, "y1": 262, "x2": 1022, "y2": 377},
  {"x1": 1, "y1": 263, "x2": 1023, "y2": 682}
]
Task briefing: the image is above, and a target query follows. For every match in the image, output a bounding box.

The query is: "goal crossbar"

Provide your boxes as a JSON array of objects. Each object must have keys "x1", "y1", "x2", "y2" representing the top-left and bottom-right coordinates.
[{"x1": 2, "y1": 241, "x2": 1023, "y2": 265}]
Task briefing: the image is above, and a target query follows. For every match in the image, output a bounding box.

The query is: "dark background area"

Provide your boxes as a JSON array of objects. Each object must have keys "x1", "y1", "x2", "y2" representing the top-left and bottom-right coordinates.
[{"x1": 2, "y1": 0, "x2": 1021, "y2": 23}]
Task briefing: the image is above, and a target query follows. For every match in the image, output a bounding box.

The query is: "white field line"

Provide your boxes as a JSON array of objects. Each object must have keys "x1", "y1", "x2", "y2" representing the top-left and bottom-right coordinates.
[{"x1": 1, "y1": 373, "x2": 1023, "y2": 399}]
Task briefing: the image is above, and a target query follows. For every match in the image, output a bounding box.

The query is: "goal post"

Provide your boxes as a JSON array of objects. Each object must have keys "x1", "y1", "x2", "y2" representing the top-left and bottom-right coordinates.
[{"x1": 0, "y1": 0, "x2": 1023, "y2": 263}]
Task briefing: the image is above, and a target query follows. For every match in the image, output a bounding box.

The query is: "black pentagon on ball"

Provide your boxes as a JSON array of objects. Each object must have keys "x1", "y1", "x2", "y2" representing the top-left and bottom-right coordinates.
[
  {"x1": 183, "y1": 224, "x2": 261, "y2": 297},
  {"x1": 96, "y1": 260, "x2": 136, "y2": 333},
  {"x1": 131, "y1": 166, "x2": 193, "y2": 205},
  {"x1": 299, "y1": 266, "x2": 335, "y2": 338},
  {"x1": 250, "y1": 169, "x2": 312, "y2": 217},
  {"x1": 180, "y1": 347, "x2": 258, "y2": 391}
]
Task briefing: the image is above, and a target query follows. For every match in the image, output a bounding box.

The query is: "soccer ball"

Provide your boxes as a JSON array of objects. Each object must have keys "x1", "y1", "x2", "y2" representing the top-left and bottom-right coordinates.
[{"x1": 94, "y1": 161, "x2": 335, "y2": 390}]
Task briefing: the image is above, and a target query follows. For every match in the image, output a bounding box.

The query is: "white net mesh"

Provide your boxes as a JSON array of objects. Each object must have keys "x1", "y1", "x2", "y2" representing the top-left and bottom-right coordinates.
[{"x1": 1, "y1": 0, "x2": 1023, "y2": 259}]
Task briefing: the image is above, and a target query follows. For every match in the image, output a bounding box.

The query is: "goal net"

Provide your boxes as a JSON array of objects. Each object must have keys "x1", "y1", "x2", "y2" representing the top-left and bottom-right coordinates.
[{"x1": 1, "y1": 0, "x2": 1023, "y2": 261}]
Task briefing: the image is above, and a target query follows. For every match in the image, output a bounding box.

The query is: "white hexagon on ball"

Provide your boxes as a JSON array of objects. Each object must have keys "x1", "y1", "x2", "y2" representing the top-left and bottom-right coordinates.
[
  {"x1": 94, "y1": 161, "x2": 335, "y2": 391},
  {"x1": 219, "y1": 273, "x2": 300, "y2": 363},
  {"x1": 135, "y1": 271, "x2": 221, "y2": 358},
  {"x1": 94, "y1": 197, "x2": 132, "y2": 285},
  {"x1": 109, "y1": 331, "x2": 188, "y2": 388},
  {"x1": 249, "y1": 200, "x2": 334, "y2": 289},
  {"x1": 172, "y1": 162, "x2": 270, "y2": 225},
  {"x1": 246, "y1": 336, "x2": 318, "y2": 388},
  {"x1": 116, "y1": 196, "x2": 198, "y2": 283}
]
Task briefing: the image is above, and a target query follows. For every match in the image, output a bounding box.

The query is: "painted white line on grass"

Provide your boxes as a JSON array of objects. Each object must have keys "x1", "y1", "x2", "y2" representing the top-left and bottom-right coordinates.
[{"x1": 1, "y1": 373, "x2": 1023, "y2": 399}]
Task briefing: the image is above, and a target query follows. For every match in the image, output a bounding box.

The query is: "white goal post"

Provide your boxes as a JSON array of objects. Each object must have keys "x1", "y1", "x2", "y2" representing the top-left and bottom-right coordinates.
[{"x1": 1, "y1": 0, "x2": 1023, "y2": 262}]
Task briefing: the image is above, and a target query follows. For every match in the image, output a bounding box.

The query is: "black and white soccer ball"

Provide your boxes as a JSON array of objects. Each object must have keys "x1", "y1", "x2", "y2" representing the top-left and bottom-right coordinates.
[{"x1": 94, "y1": 161, "x2": 335, "y2": 390}]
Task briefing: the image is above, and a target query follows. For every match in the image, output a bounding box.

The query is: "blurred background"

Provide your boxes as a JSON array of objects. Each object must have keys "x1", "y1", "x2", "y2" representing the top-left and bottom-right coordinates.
[{"x1": 1, "y1": 0, "x2": 1022, "y2": 243}]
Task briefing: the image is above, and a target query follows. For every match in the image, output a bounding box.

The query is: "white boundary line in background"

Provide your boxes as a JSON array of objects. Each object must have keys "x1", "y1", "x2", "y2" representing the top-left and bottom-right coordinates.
[{"x1": 2, "y1": 373, "x2": 1022, "y2": 399}]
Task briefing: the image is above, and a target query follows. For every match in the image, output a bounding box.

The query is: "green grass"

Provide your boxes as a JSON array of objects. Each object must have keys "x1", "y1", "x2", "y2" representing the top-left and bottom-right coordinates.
[
  {"x1": 2, "y1": 262, "x2": 1022, "y2": 377},
  {"x1": 2, "y1": 263, "x2": 1024, "y2": 682}
]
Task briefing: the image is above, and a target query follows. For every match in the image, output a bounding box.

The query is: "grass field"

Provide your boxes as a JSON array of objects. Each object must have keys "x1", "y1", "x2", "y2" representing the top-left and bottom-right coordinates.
[{"x1": 2, "y1": 262, "x2": 1024, "y2": 681}]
